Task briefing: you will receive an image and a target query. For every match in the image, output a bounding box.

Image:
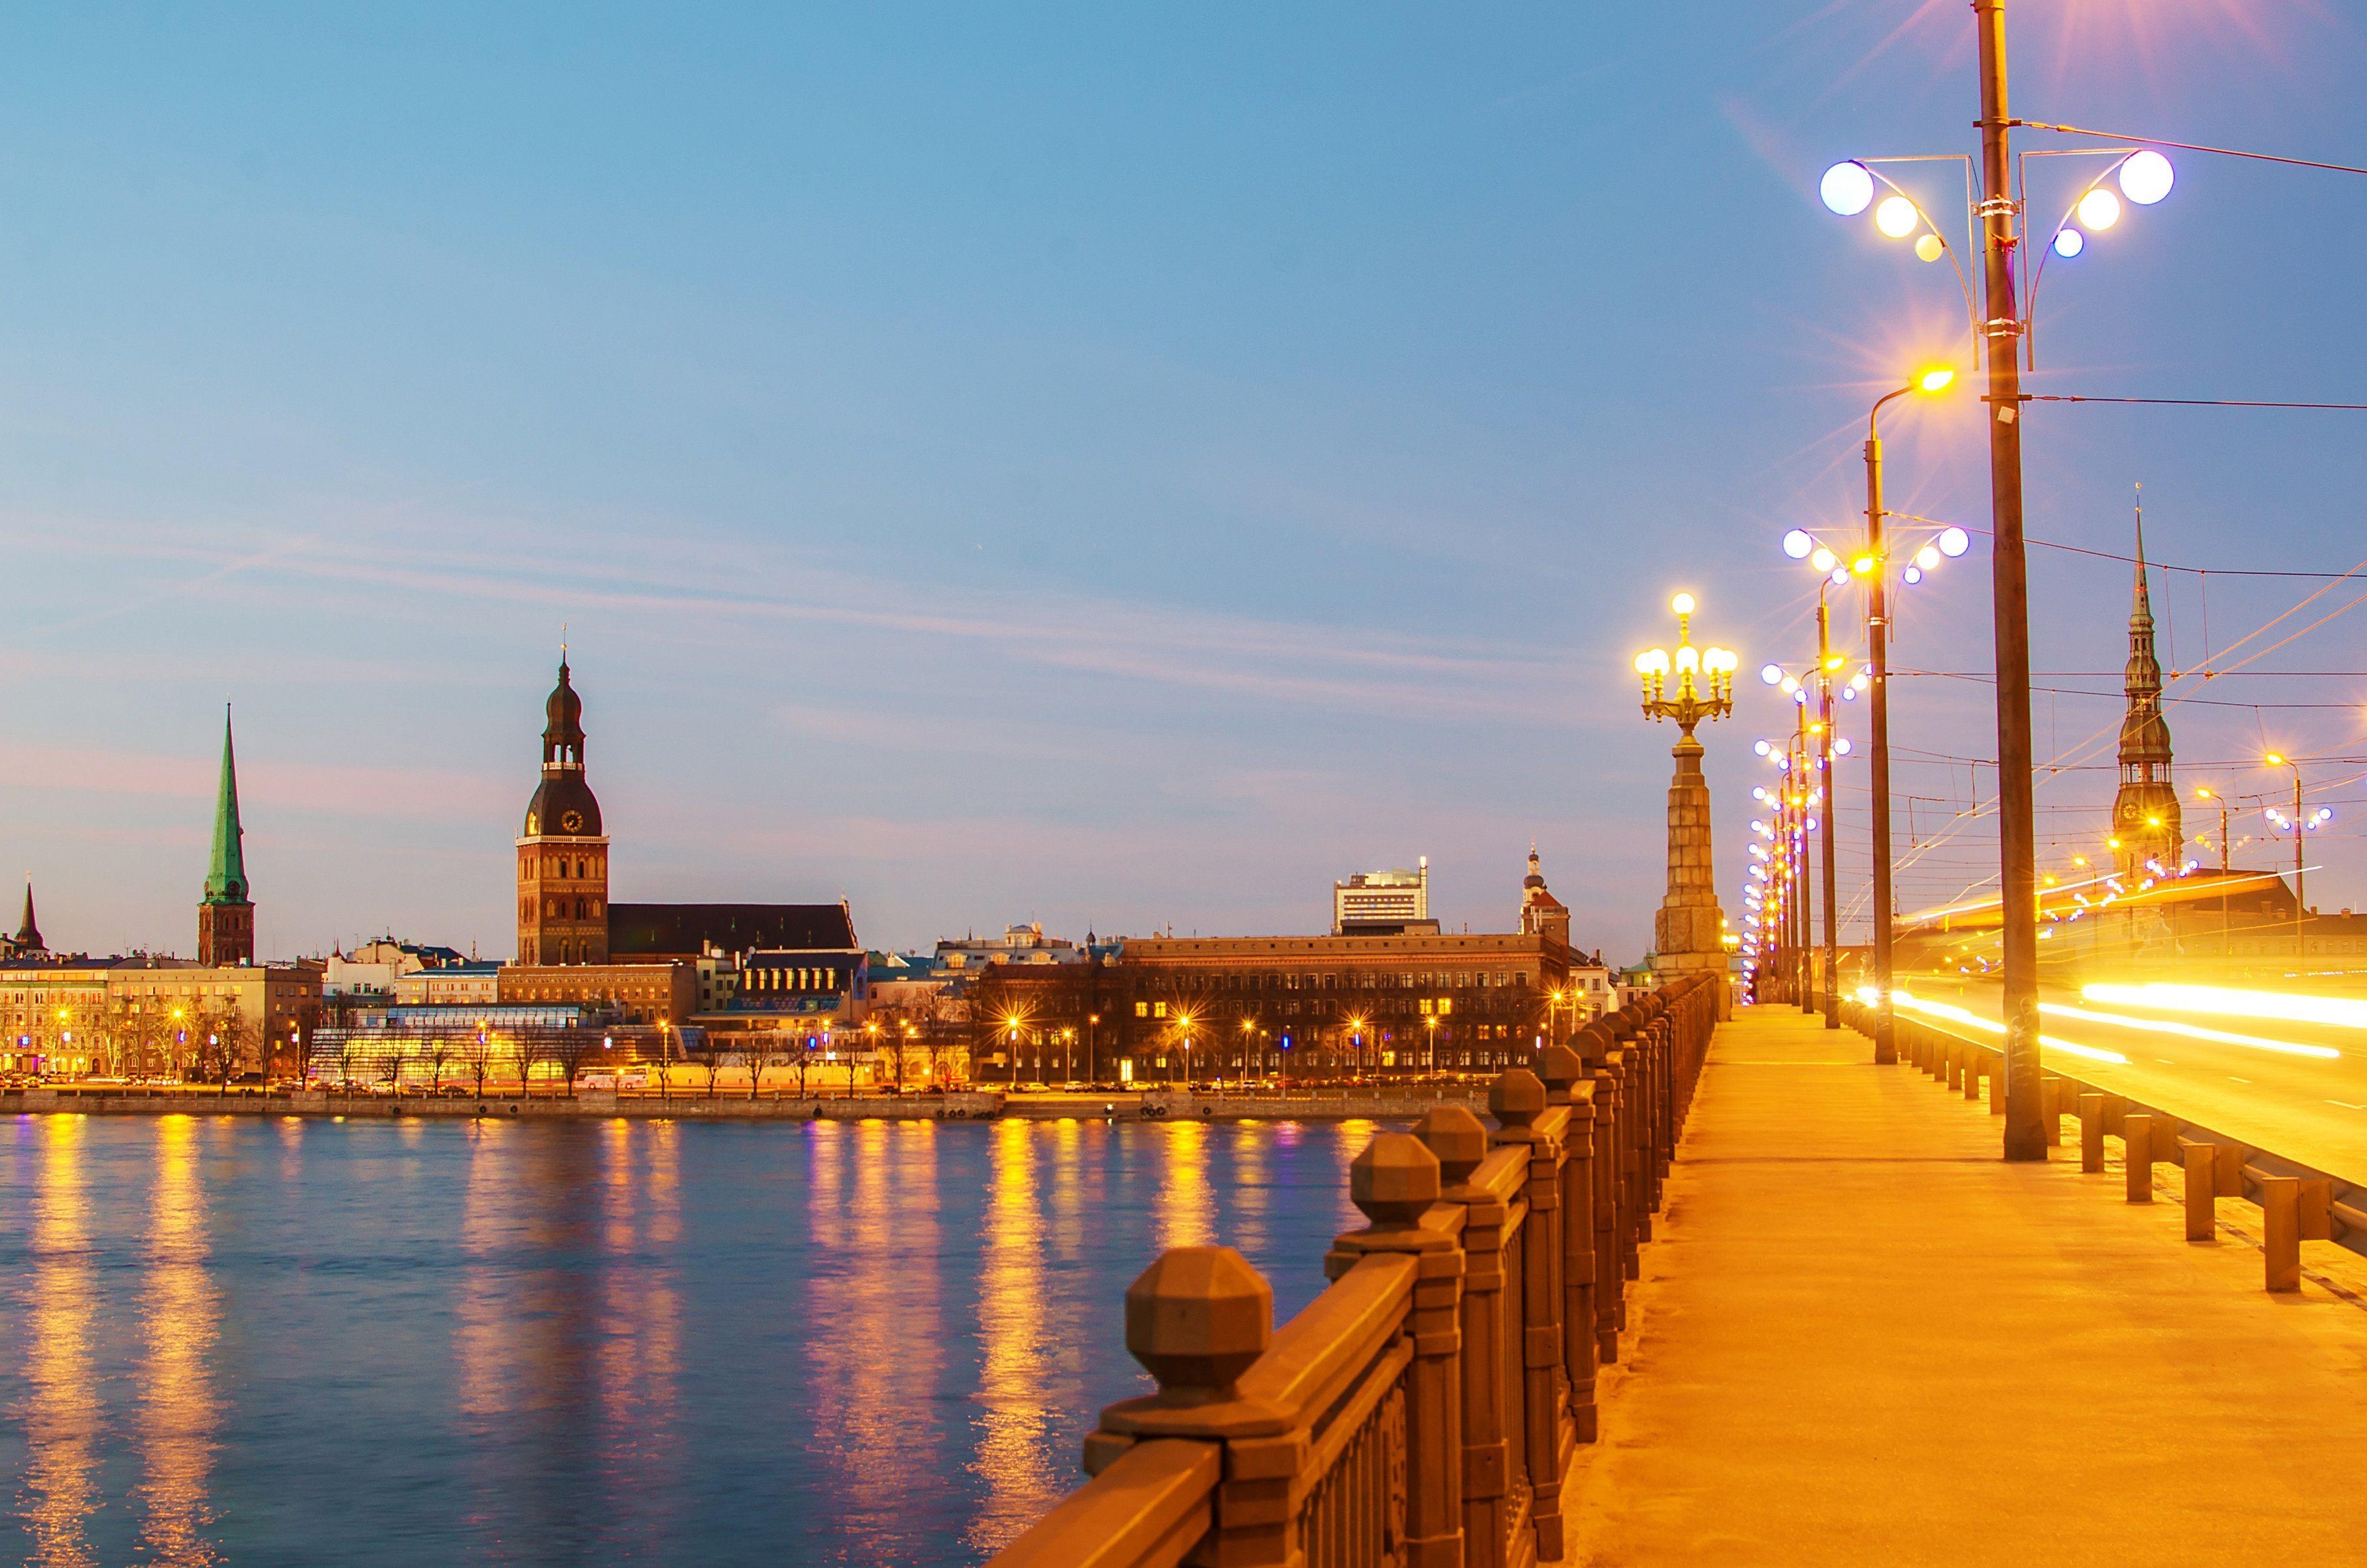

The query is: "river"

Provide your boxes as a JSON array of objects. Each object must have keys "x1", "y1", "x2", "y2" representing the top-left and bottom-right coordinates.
[{"x1": 0, "y1": 1112, "x2": 1379, "y2": 1565}]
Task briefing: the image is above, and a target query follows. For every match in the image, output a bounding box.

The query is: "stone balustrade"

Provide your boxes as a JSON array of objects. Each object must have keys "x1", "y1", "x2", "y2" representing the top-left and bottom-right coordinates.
[{"x1": 990, "y1": 974, "x2": 1721, "y2": 1568}]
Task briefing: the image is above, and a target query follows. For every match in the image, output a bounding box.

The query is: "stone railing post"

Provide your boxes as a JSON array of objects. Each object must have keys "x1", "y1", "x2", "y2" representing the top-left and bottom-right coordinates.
[
  {"x1": 1538, "y1": 1045, "x2": 1600, "y2": 1445},
  {"x1": 1587, "y1": 1039, "x2": 1627, "y2": 1356},
  {"x1": 1420, "y1": 1106, "x2": 1507, "y2": 1568},
  {"x1": 1084, "y1": 1247, "x2": 1288, "y2": 1561},
  {"x1": 1488, "y1": 1066, "x2": 1566, "y2": 1563},
  {"x1": 1327, "y1": 1133, "x2": 1465, "y2": 1568}
]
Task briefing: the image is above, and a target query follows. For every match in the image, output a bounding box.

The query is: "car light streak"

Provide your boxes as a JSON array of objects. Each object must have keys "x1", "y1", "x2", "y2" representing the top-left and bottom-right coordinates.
[
  {"x1": 2082, "y1": 983, "x2": 2367, "y2": 1032},
  {"x1": 1890, "y1": 991, "x2": 2129, "y2": 1064},
  {"x1": 2040, "y1": 1001, "x2": 2340, "y2": 1060}
]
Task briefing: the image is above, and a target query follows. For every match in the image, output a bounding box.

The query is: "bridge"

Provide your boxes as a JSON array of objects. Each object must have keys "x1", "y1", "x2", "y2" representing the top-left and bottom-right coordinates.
[{"x1": 987, "y1": 982, "x2": 2367, "y2": 1566}]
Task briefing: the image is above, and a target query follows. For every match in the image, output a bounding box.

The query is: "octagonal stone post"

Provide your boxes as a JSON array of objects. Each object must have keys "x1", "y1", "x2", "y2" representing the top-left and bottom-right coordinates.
[
  {"x1": 1538, "y1": 1045, "x2": 1600, "y2": 1445},
  {"x1": 1329, "y1": 1131, "x2": 1464, "y2": 1567},
  {"x1": 1124, "y1": 1246, "x2": 1272, "y2": 1408}
]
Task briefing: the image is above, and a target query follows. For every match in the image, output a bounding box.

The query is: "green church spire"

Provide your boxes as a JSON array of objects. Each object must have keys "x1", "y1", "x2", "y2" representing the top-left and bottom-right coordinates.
[{"x1": 204, "y1": 705, "x2": 249, "y2": 905}]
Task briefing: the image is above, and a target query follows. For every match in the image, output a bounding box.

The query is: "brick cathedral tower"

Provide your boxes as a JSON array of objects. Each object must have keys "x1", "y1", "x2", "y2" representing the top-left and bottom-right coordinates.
[
  {"x1": 516, "y1": 655, "x2": 610, "y2": 965},
  {"x1": 197, "y1": 705, "x2": 255, "y2": 966},
  {"x1": 2111, "y1": 511, "x2": 2181, "y2": 878}
]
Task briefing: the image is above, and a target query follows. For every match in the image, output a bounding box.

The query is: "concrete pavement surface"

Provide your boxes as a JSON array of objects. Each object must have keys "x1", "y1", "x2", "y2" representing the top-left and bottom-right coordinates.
[{"x1": 1562, "y1": 1005, "x2": 2367, "y2": 1567}]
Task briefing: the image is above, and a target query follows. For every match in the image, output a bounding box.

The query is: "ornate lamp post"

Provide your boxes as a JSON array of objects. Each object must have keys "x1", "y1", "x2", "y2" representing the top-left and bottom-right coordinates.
[{"x1": 1635, "y1": 592, "x2": 1738, "y2": 1013}]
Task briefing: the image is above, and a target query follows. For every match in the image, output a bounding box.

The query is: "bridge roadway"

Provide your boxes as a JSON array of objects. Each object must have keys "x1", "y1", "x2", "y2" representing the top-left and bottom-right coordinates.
[{"x1": 1560, "y1": 1005, "x2": 2367, "y2": 1566}]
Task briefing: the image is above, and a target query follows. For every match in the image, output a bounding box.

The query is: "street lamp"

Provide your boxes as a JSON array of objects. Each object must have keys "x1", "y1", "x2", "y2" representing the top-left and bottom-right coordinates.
[
  {"x1": 2262, "y1": 753, "x2": 2331, "y2": 954},
  {"x1": 1779, "y1": 366, "x2": 1957, "y2": 1061},
  {"x1": 1635, "y1": 591, "x2": 1739, "y2": 1007},
  {"x1": 1821, "y1": 20, "x2": 2187, "y2": 1157}
]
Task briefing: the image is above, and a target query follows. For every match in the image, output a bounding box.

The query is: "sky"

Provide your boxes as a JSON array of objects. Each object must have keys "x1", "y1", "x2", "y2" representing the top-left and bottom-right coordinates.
[{"x1": 5, "y1": 2, "x2": 2366, "y2": 961}]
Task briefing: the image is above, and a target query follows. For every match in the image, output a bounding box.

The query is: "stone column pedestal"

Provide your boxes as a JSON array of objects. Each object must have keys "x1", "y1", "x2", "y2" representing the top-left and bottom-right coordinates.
[{"x1": 1653, "y1": 730, "x2": 1731, "y2": 1018}]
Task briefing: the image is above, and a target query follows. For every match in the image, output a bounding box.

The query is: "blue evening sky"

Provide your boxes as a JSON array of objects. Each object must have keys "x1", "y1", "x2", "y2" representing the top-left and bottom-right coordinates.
[{"x1": 5, "y1": 2, "x2": 2363, "y2": 959}]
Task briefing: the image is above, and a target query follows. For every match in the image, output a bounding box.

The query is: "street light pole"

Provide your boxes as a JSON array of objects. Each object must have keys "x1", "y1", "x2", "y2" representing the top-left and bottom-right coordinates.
[
  {"x1": 1817, "y1": 592, "x2": 1840, "y2": 1029},
  {"x1": 1974, "y1": 0, "x2": 2045, "y2": 1159},
  {"x1": 1863, "y1": 402, "x2": 1899, "y2": 1064},
  {"x1": 1794, "y1": 710, "x2": 1815, "y2": 1016}
]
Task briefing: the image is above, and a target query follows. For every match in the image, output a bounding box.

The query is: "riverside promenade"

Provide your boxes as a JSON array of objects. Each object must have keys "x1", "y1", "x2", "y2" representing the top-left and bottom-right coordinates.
[{"x1": 1562, "y1": 1005, "x2": 2367, "y2": 1565}]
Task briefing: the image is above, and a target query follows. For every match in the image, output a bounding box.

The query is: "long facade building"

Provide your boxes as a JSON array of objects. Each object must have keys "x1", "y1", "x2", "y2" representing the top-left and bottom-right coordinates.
[{"x1": 973, "y1": 855, "x2": 1584, "y2": 1085}]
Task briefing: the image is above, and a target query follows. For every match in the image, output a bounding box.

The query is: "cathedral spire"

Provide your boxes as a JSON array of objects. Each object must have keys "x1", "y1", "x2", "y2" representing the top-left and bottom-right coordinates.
[
  {"x1": 14, "y1": 880, "x2": 41, "y2": 953},
  {"x1": 2130, "y1": 485, "x2": 2153, "y2": 630},
  {"x1": 204, "y1": 705, "x2": 249, "y2": 905},
  {"x1": 2112, "y1": 492, "x2": 2180, "y2": 876},
  {"x1": 197, "y1": 705, "x2": 256, "y2": 966}
]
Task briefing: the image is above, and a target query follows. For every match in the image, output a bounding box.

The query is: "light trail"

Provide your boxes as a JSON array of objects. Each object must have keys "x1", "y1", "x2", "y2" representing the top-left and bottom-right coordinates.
[
  {"x1": 2082, "y1": 982, "x2": 2367, "y2": 1032},
  {"x1": 1889, "y1": 990, "x2": 2130, "y2": 1064},
  {"x1": 2040, "y1": 1001, "x2": 2341, "y2": 1060}
]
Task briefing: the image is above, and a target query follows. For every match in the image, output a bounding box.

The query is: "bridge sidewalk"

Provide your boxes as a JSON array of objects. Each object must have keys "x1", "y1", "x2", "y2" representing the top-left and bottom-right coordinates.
[{"x1": 1562, "y1": 1004, "x2": 2367, "y2": 1566}]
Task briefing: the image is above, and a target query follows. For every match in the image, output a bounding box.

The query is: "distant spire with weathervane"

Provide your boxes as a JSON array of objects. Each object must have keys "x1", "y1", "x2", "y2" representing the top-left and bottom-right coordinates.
[
  {"x1": 10, "y1": 880, "x2": 42, "y2": 955},
  {"x1": 197, "y1": 705, "x2": 256, "y2": 966}
]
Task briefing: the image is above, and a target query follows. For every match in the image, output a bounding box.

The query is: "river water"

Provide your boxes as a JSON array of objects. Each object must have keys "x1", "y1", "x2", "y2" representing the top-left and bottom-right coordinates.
[{"x1": 0, "y1": 1112, "x2": 1376, "y2": 1565}]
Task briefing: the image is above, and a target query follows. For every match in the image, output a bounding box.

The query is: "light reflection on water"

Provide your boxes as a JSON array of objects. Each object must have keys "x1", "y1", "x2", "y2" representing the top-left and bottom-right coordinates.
[
  {"x1": 20, "y1": 1116, "x2": 98, "y2": 1568},
  {"x1": 0, "y1": 1112, "x2": 1371, "y2": 1565},
  {"x1": 133, "y1": 1117, "x2": 219, "y2": 1567}
]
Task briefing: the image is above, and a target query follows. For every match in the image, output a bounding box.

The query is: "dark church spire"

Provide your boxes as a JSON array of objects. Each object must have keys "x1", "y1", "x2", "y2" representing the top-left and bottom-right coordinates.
[{"x1": 13, "y1": 880, "x2": 41, "y2": 953}]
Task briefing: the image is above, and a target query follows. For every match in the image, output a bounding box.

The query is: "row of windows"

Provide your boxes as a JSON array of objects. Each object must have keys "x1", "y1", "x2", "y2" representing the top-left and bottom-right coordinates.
[
  {"x1": 523, "y1": 854, "x2": 606, "y2": 881},
  {"x1": 1206, "y1": 970, "x2": 1531, "y2": 993},
  {"x1": 748, "y1": 968, "x2": 842, "y2": 994},
  {"x1": 523, "y1": 897, "x2": 603, "y2": 921}
]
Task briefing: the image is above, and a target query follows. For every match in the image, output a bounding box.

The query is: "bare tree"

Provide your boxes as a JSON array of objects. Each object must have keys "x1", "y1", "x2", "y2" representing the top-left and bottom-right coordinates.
[
  {"x1": 508, "y1": 1036, "x2": 540, "y2": 1099},
  {"x1": 465, "y1": 1033, "x2": 496, "y2": 1100},
  {"x1": 550, "y1": 1032, "x2": 598, "y2": 1098},
  {"x1": 378, "y1": 1039, "x2": 410, "y2": 1097}
]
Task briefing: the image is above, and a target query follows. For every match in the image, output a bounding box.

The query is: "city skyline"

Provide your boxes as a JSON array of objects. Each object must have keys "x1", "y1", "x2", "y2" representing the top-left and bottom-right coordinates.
[{"x1": 7, "y1": 5, "x2": 2366, "y2": 958}]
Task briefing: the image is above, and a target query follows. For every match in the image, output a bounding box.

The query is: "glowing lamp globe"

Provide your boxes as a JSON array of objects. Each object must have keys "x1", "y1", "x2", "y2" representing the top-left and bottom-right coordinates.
[
  {"x1": 1819, "y1": 160, "x2": 1875, "y2": 216},
  {"x1": 1834, "y1": 738, "x2": 1853, "y2": 756},
  {"x1": 1810, "y1": 546, "x2": 1838, "y2": 573},
  {"x1": 1760, "y1": 663, "x2": 1784, "y2": 686},
  {"x1": 1915, "y1": 544, "x2": 1941, "y2": 570},
  {"x1": 2120, "y1": 150, "x2": 2173, "y2": 206},
  {"x1": 2052, "y1": 227, "x2": 2086, "y2": 260},
  {"x1": 1753, "y1": 739, "x2": 1773, "y2": 757},
  {"x1": 1917, "y1": 368, "x2": 1955, "y2": 394},
  {"x1": 1902, "y1": 565, "x2": 1923, "y2": 585},
  {"x1": 2076, "y1": 187, "x2": 2122, "y2": 231},
  {"x1": 1914, "y1": 233, "x2": 1944, "y2": 263},
  {"x1": 1782, "y1": 528, "x2": 1814, "y2": 559},
  {"x1": 1669, "y1": 590, "x2": 1696, "y2": 615},
  {"x1": 1936, "y1": 526, "x2": 1971, "y2": 558},
  {"x1": 1873, "y1": 195, "x2": 1919, "y2": 239}
]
